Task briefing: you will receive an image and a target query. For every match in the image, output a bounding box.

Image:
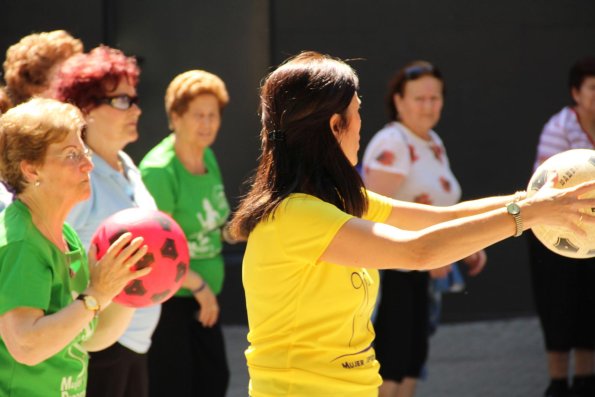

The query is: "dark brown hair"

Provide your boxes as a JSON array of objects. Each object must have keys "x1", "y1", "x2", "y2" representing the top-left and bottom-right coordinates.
[
  {"x1": 569, "y1": 57, "x2": 595, "y2": 104},
  {"x1": 229, "y1": 51, "x2": 366, "y2": 239},
  {"x1": 385, "y1": 60, "x2": 444, "y2": 121}
]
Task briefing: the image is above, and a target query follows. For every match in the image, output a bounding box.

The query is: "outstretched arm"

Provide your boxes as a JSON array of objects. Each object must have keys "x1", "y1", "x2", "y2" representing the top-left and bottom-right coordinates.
[
  {"x1": 383, "y1": 191, "x2": 526, "y2": 231},
  {"x1": 322, "y1": 181, "x2": 595, "y2": 270}
]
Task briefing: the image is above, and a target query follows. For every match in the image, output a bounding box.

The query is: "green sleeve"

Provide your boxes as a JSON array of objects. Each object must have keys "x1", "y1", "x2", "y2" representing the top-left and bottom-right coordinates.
[
  {"x1": 0, "y1": 241, "x2": 52, "y2": 315},
  {"x1": 141, "y1": 166, "x2": 177, "y2": 214}
]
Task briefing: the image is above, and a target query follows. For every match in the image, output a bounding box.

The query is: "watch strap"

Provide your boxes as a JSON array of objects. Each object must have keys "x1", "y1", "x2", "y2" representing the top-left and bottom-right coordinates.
[{"x1": 506, "y1": 203, "x2": 523, "y2": 237}]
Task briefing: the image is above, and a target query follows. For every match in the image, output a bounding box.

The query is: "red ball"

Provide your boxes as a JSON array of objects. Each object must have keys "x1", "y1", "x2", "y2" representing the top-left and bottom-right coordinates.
[{"x1": 91, "y1": 208, "x2": 189, "y2": 307}]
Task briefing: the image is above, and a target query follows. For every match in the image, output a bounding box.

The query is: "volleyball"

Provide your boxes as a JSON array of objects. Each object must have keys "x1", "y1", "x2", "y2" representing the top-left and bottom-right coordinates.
[{"x1": 527, "y1": 149, "x2": 595, "y2": 258}]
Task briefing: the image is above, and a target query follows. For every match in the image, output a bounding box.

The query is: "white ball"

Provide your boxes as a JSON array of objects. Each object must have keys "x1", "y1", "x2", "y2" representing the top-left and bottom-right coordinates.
[{"x1": 527, "y1": 149, "x2": 595, "y2": 259}]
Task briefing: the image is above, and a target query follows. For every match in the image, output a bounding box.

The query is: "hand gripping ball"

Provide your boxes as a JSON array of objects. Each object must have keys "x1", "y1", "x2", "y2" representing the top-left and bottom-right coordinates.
[
  {"x1": 527, "y1": 149, "x2": 595, "y2": 258},
  {"x1": 91, "y1": 208, "x2": 189, "y2": 307}
]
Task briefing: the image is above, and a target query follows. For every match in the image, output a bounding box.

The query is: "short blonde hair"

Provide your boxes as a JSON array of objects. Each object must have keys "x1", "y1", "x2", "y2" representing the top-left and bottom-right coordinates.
[
  {"x1": 0, "y1": 87, "x2": 12, "y2": 114},
  {"x1": 3, "y1": 30, "x2": 83, "y2": 104},
  {"x1": 165, "y1": 70, "x2": 229, "y2": 124},
  {"x1": 0, "y1": 98, "x2": 85, "y2": 194}
]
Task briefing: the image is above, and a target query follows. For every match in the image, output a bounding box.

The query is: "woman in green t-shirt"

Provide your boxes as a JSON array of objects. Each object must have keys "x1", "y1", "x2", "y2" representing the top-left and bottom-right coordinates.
[
  {"x1": 140, "y1": 70, "x2": 232, "y2": 397},
  {"x1": 0, "y1": 98, "x2": 151, "y2": 397}
]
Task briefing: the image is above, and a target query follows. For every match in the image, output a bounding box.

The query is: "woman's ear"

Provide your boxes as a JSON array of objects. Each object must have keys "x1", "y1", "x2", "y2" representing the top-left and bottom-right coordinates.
[
  {"x1": 20, "y1": 160, "x2": 40, "y2": 185},
  {"x1": 393, "y1": 93, "x2": 403, "y2": 114},
  {"x1": 329, "y1": 113, "x2": 342, "y2": 140},
  {"x1": 170, "y1": 112, "x2": 180, "y2": 132},
  {"x1": 571, "y1": 87, "x2": 580, "y2": 105}
]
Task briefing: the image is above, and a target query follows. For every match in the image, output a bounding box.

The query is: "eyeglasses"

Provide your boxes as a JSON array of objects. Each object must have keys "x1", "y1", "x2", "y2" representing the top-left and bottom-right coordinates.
[
  {"x1": 55, "y1": 146, "x2": 93, "y2": 165},
  {"x1": 98, "y1": 95, "x2": 139, "y2": 110}
]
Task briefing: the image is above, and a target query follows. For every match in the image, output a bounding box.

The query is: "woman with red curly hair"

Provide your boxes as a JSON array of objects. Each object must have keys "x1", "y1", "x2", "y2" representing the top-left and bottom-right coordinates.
[{"x1": 52, "y1": 46, "x2": 159, "y2": 397}]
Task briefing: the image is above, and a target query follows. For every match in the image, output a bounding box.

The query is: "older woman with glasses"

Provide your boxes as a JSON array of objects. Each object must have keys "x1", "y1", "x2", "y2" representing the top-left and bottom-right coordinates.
[
  {"x1": 52, "y1": 46, "x2": 159, "y2": 397},
  {"x1": 0, "y1": 98, "x2": 149, "y2": 396}
]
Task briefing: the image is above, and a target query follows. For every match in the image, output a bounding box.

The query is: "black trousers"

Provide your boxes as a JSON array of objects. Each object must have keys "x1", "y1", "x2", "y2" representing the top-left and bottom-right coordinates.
[
  {"x1": 148, "y1": 297, "x2": 229, "y2": 397},
  {"x1": 373, "y1": 270, "x2": 429, "y2": 382},
  {"x1": 527, "y1": 232, "x2": 595, "y2": 351},
  {"x1": 87, "y1": 342, "x2": 149, "y2": 397}
]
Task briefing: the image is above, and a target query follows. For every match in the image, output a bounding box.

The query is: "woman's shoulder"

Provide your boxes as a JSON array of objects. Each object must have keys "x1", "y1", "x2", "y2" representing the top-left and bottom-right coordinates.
[
  {"x1": 364, "y1": 122, "x2": 407, "y2": 158},
  {"x1": 371, "y1": 121, "x2": 405, "y2": 140},
  {"x1": 0, "y1": 202, "x2": 42, "y2": 248},
  {"x1": 277, "y1": 194, "x2": 351, "y2": 222},
  {"x1": 543, "y1": 106, "x2": 576, "y2": 130},
  {"x1": 428, "y1": 129, "x2": 445, "y2": 146},
  {"x1": 117, "y1": 151, "x2": 139, "y2": 171},
  {"x1": 140, "y1": 135, "x2": 176, "y2": 169}
]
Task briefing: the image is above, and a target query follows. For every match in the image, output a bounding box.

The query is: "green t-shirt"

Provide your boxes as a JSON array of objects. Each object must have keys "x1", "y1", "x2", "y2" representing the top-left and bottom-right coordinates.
[
  {"x1": 140, "y1": 134, "x2": 230, "y2": 295},
  {"x1": 0, "y1": 200, "x2": 95, "y2": 397}
]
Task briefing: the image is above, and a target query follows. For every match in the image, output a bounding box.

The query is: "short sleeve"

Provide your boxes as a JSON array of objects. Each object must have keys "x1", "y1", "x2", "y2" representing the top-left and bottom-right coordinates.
[
  {"x1": 0, "y1": 241, "x2": 51, "y2": 315},
  {"x1": 363, "y1": 190, "x2": 393, "y2": 223},
  {"x1": 275, "y1": 196, "x2": 353, "y2": 264},
  {"x1": 363, "y1": 127, "x2": 411, "y2": 176},
  {"x1": 141, "y1": 166, "x2": 176, "y2": 214},
  {"x1": 535, "y1": 112, "x2": 570, "y2": 168}
]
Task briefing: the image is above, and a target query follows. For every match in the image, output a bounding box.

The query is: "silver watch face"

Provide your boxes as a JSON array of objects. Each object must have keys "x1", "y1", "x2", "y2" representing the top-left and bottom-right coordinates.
[
  {"x1": 507, "y1": 202, "x2": 521, "y2": 215},
  {"x1": 79, "y1": 295, "x2": 99, "y2": 311}
]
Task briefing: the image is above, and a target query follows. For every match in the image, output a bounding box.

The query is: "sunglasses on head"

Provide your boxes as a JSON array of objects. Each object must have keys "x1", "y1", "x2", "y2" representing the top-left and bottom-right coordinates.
[
  {"x1": 98, "y1": 94, "x2": 139, "y2": 110},
  {"x1": 403, "y1": 65, "x2": 436, "y2": 80}
]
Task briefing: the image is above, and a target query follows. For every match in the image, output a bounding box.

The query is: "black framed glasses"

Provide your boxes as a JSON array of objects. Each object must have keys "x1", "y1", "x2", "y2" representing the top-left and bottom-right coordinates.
[{"x1": 98, "y1": 94, "x2": 139, "y2": 110}]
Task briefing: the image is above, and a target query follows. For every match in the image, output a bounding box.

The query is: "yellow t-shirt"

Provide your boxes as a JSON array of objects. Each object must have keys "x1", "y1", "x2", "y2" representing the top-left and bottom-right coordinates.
[{"x1": 243, "y1": 190, "x2": 393, "y2": 397}]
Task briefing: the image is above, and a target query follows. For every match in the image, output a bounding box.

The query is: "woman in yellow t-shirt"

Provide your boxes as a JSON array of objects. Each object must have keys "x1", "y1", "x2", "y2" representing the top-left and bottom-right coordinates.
[{"x1": 229, "y1": 51, "x2": 595, "y2": 397}]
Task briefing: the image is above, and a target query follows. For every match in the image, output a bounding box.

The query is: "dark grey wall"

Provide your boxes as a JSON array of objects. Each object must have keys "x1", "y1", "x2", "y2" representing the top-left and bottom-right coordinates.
[
  {"x1": 3, "y1": 0, "x2": 595, "y2": 323},
  {"x1": 272, "y1": 0, "x2": 595, "y2": 322}
]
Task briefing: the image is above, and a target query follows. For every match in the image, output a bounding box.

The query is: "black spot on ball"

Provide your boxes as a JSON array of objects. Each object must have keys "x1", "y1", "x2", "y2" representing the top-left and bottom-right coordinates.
[
  {"x1": 161, "y1": 238, "x2": 178, "y2": 260},
  {"x1": 175, "y1": 262, "x2": 188, "y2": 282},
  {"x1": 151, "y1": 289, "x2": 171, "y2": 303},
  {"x1": 530, "y1": 169, "x2": 548, "y2": 192},
  {"x1": 156, "y1": 216, "x2": 172, "y2": 232},
  {"x1": 136, "y1": 253, "x2": 155, "y2": 270},
  {"x1": 554, "y1": 237, "x2": 579, "y2": 253},
  {"x1": 108, "y1": 229, "x2": 129, "y2": 245},
  {"x1": 588, "y1": 155, "x2": 595, "y2": 167},
  {"x1": 125, "y1": 280, "x2": 147, "y2": 296}
]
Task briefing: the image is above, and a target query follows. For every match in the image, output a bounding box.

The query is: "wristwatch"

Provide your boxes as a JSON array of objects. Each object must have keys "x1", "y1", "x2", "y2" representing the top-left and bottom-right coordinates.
[
  {"x1": 76, "y1": 294, "x2": 100, "y2": 317},
  {"x1": 506, "y1": 202, "x2": 523, "y2": 237}
]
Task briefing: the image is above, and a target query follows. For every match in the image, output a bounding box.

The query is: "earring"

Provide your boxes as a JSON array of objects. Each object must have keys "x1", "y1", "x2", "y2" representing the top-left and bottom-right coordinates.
[{"x1": 34, "y1": 180, "x2": 41, "y2": 187}]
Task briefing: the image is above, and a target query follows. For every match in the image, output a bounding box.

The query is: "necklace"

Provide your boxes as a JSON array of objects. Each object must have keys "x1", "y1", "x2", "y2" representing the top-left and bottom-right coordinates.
[
  {"x1": 20, "y1": 198, "x2": 67, "y2": 253},
  {"x1": 37, "y1": 216, "x2": 67, "y2": 253}
]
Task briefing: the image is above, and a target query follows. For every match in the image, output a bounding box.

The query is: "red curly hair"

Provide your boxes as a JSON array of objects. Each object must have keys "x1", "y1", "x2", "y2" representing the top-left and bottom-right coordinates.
[{"x1": 52, "y1": 45, "x2": 139, "y2": 114}]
